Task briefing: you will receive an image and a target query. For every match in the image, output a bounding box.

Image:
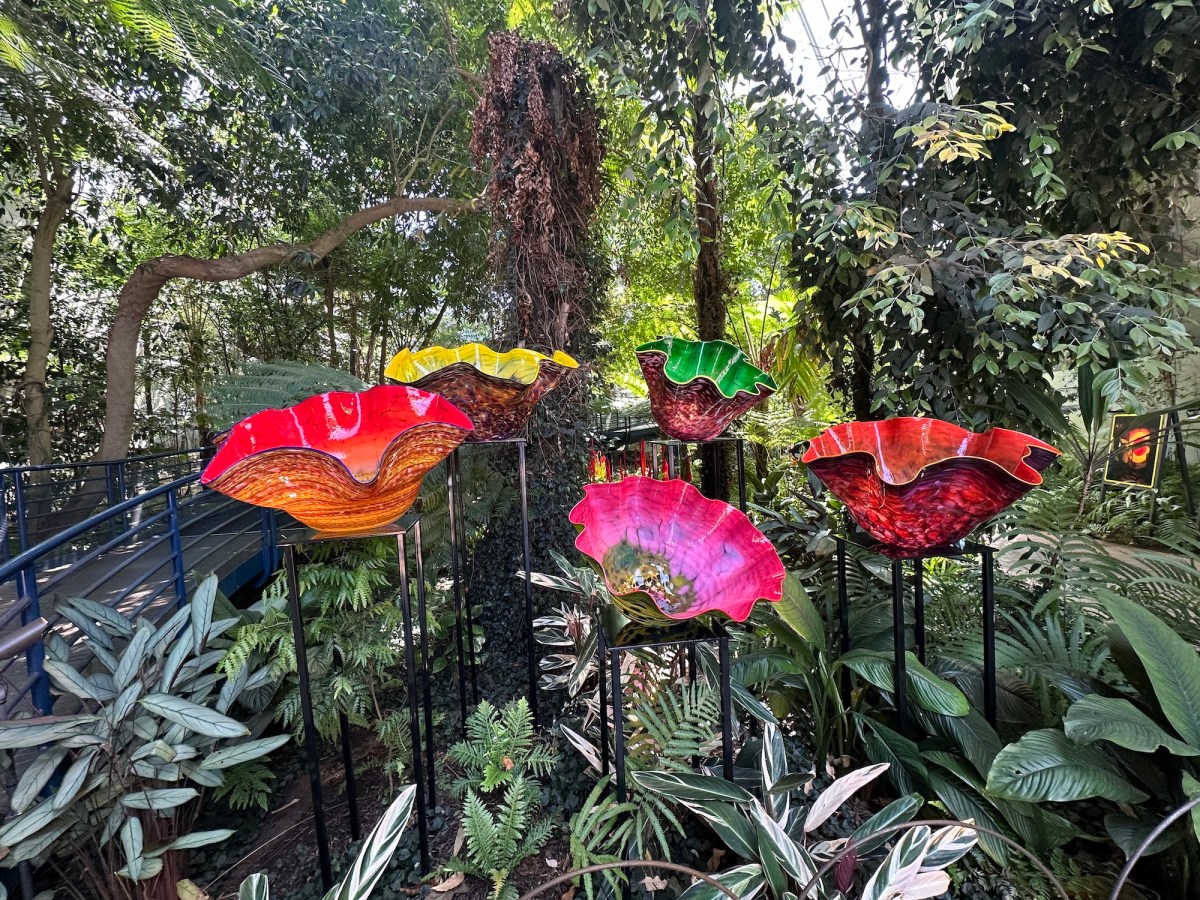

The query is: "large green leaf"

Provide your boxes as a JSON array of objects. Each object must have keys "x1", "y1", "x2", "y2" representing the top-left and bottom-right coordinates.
[
  {"x1": 853, "y1": 713, "x2": 927, "y2": 797},
  {"x1": 122, "y1": 788, "x2": 199, "y2": 810},
  {"x1": 139, "y1": 693, "x2": 248, "y2": 738},
  {"x1": 752, "y1": 804, "x2": 817, "y2": 882},
  {"x1": 239, "y1": 873, "x2": 270, "y2": 900},
  {"x1": 679, "y1": 800, "x2": 756, "y2": 860},
  {"x1": 630, "y1": 771, "x2": 756, "y2": 804},
  {"x1": 114, "y1": 619, "x2": 155, "y2": 691},
  {"x1": 11, "y1": 747, "x2": 68, "y2": 814},
  {"x1": 803, "y1": 763, "x2": 890, "y2": 832},
  {"x1": 841, "y1": 650, "x2": 969, "y2": 716},
  {"x1": 43, "y1": 659, "x2": 115, "y2": 702},
  {"x1": 1064, "y1": 694, "x2": 1199, "y2": 756},
  {"x1": 199, "y1": 735, "x2": 291, "y2": 770},
  {"x1": 149, "y1": 828, "x2": 237, "y2": 856},
  {"x1": 677, "y1": 864, "x2": 766, "y2": 900},
  {"x1": 191, "y1": 574, "x2": 218, "y2": 653},
  {"x1": 773, "y1": 572, "x2": 824, "y2": 648},
  {"x1": 323, "y1": 786, "x2": 416, "y2": 900},
  {"x1": 1104, "y1": 596, "x2": 1200, "y2": 751},
  {"x1": 926, "y1": 769, "x2": 1009, "y2": 865},
  {"x1": 851, "y1": 793, "x2": 923, "y2": 855},
  {"x1": 986, "y1": 729, "x2": 1148, "y2": 803},
  {"x1": 0, "y1": 790, "x2": 70, "y2": 847},
  {"x1": 51, "y1": 746, "x2": 98, "y2": 811},
  {"x1": 0, "y1": 715, "x2": 98, "y2": 750}
]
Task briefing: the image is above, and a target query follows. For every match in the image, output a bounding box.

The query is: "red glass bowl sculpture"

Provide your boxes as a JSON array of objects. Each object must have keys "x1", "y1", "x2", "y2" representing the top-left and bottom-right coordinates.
[
  {"x1": 569, "y1": 476, "x2": 786, "y2": 624},
  {"x1": 385, "y1": 344, "x2": 578, "y2": 441},
  {"x1": 801, "y1": 418, "x2": 1061, "y2": 555},
  {"x1": 636, "y1": 337, "x2": 777, "y2": 441},
  {"x1": 201, "y1": 386, "x2": 473, "y2": 533}
]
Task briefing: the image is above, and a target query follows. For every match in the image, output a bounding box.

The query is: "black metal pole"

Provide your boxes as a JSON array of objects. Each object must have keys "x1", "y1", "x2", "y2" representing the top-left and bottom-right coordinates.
[
  {"x1": 836, "y1": 537, "x2": 851, "y2": 707},
  {"x1": 891, "y1": 558, "x2": 908, "y2": 737},
  {"x1": 611, "y1": 646, "x2": 626, "y2": 803},
  {"x1": 913, "y1": 560, "x2": 926, "y2": 665},
  {"x1": 284, "y1": 544, "x2": 333, "y2": 890},
  {"x1": 735, "y1": 438, "x2": 747, "y2": 512},
  {"x1": 686, "y1": 644, "x2": 697, "y2": 683},
  {"x1": 413, "y1": 521, "x2": 437, "y2": 807},
  {"x1": 339, "y1": 712, "x2": 361, "y2": 841},
  {"x1": 446, "y1": 450, "x2": 469, "y2": 732},
  {"x1": 455, "y1": 452, "x2": 480, "y2": 703},
  {"x1": 1169, "y1": 411, "x2": 1197, "y2": 522},
  {"x1": 667, "y1": 443, "x2": 679, "y2": 480},
  {"x1": 982, "y1": 546, "x2": 997, "y2": 728},
  {"x1": 518, "y1": 440, "x2": 539, "y2": 726},
  {"x1": 719, "y1": 634, "x2": 733, "y2": 781},
  {"x1": 598, "y1": 629, "x2": 610, "y2": 777},
  {"x1": 397, "y1": 533, "x2": 431, "y2": 874}
]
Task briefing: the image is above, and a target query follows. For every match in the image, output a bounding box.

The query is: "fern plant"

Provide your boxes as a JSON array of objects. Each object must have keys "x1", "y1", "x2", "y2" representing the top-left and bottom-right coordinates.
[{"x1": 445, "y1": 699, "x2": 558, "y2": 900}]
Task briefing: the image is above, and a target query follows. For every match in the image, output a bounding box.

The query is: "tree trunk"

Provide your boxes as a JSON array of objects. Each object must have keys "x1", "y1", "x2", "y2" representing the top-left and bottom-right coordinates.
[
  {"x1": 691, "y1": 96, "x2": 730, "y2": 500},
  {"x1": 20, "y1": 168, "x2": 75, "y2": 466},
  {"x1": 324, "y1": 266, "x2": 338, "y2": 368},
  {"x1": 95, "y1": 194, "x2": 477, "y2": 464}
]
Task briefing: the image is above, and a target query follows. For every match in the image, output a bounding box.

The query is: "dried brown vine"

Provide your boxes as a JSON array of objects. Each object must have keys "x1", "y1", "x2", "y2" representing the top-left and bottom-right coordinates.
[{"x1": 471, "y1": 32, "x2": 603, "y2": 351}]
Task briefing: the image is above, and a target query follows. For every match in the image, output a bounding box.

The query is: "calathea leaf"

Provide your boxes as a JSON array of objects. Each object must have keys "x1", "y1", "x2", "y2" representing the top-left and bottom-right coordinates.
[
  {"x1": 631, "y1": 771, "x2": 756, "y2": 804},
  {"x1": 677, "y1": 864, "x2": 766, "y2": 900},
  {"x1": 199, "y1": 735, "x2": 291, "y2": 770},
  {"x1": 322, "y1": 785, "x2": 416, "y2": 900},
  {"x1": 139, "y1": 693, "x2": 248, "y2": 738},
  {"x1": 121, "y1": 788, "x2": 199, "y2": 810},
  {"x1": 986, "y1": 729, "x2": 1148, "y2": 803},
  {"x1": 804, "y1": 763, "x2": 890, "y2": 832},
  {"x1": 851, "y1": 793, "x2": 923, "y2": 855},
  {"x1": 0, "y1": 716, "x2": 97, "y2": 750},
  {"x1": 840, "y1": 650, "x2": 969, "y2": 716},
  {"x1": 1064, "y1": 694, "x2": 1199, "y2": 756}
]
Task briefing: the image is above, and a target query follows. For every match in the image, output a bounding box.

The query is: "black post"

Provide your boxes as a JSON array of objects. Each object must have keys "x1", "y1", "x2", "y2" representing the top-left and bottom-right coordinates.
[
  {"x1": 518, "y1": 440, "x2": 539, "y2": 725},
  {"x1": 446, "y1": 450, "x2": 470, "y2": 732},
  {"x1": 413, "y1": 521, "x2": 437, "y2": 807},
  {"x1": 891, "y1": 559, "x2": 908, "y2": 737},
  {"x1": 454, "y1": 452, "x2": 480, "y2": 703},
  {"x1": 735, "y1": 438, "x2": 747, "y2": 512},
  {"x1": 397, "y1": 533, "x2": 431, "y2": 873},
  {"x1": 719, "y1": 633, "x2": 733, "y2": 781},
  {"x1": 667, "y1": 443, "x2": 680, "y2": 480},
  {"x1": 1169, "y1": 411, "x2": 1197, "y2": 523},
  {"x1": 339, "y1": 712, "x2": 361, "y2": 841},
  {"x1": 598, "y1": 632, "x2": 610, "y2": 777},
  {"x1": 836, "y1": 538, "x2": 850, "y2": 654},
  {"x1": 913, "y1": 560, "x2": 926, "y2": 665},
  {"x1": 982, "y1": 546, "x2": 997, "y2": 728},
  {"x1": 283, "y1": 545, "x2": 333, "y2": 891},
  {"x1": 611, "y1": 646, "x2": 625, "y2": 803},
  {"x1": 686, "y1": 644, "x2": 697, "y2": 683}
]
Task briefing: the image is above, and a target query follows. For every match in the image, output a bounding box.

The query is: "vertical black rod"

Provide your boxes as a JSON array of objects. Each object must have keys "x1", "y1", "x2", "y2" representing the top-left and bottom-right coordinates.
[
  {"x1": 667, "y1": 444, "x2": 679, "y2": 480},
  {"x1": 446, "y1": 450, "x2": 469, "y2": 732},
  {"x1": 836, "y1": 539, "x2": 850, "y2": 653},
  {"x1": 397, "y1": 534, "x2": 431, "y2": 874},
  {"x1": 686, "y1": 644, "x2": 697, "y2": 683},
  {"x1": 413, "y1": 521, "x2": 437, "y2": 807},
  {"x1": 891, "y1": 559, "x2": 908, "y2": 737},
  {"x1": 518, "y1": 440, "x2": 539, "y2": 726},
  {"x1": 455, "y1": 452, "x2": 480, "y2": 703},
  {"x1": 598, "y1": 630, "x2": 610, "y2": 777},
  {"x1": 284, "y1": 545, "x2": 333, "y2": 890},
  {"x1": 982, "y1": 546, "x2": 997, "y2": 728},
  {"x1": 166, "y1": 488, "x2": 187, "y2": 607},
  {"x1": 913, "y1": 560, "x2": 926, "y2": 665},
  {"x1": 719, "y1": 635, "x2": 734, "y2": 781},
  {"x1": 735, "y1": 438, "x2": 747, "y2": 512},
  {"x1": 1170, "y1": 411, "x2": 1198, "y2": 522},
  {"x1": 339, "y1": 712, "x2": 361, "y2": 840},
  {"x1": 611, "y1": 646, "x2": 626, "y2": 803}
]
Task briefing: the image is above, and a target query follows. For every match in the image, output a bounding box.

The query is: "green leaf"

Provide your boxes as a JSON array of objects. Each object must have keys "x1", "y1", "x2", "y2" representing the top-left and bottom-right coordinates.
[
  {"x1": 44, "y1": 659, "x2": 115, "y2": 702},
  {"x1": 239, "y1": 873, "x2": 270, "y2": 900},
  {"x1": 851, "y1": 794, "x2": 923, "y2": 855},
  {"x1": 0, "y1": 716, "x2": 97, "y2": 750},
  {"x1": 1064, "y1": 694, "x2": 1199, "y2": 756},
  {"x1": 773, "y1": 572, "x2": 824, "y2": 648},
  {"x1": 122, "y1": 788, "x2": 199, "y2": 810},
  {"x1": 854, "y1": 713, "x2": 928, "y2": 797},
  {"x1": 323, "y1": 786, "x2": 416, "y2": 900},
  {"x1": 0, "y1": 792, "x2": 70, "y2": 848},
  {"x1": 804, "y1": 763, "x2": 890, "y2": 832},
  {"x1": 1104, "y1": 596, "x2": 1200, "y2": 750},
  {"x1": 679, "y1": 800, "x2": 756, "y2": 860},
  {"x1": 11, "y1": 747, "x2": 68, "y2": 815},
  {"x1": 630, "y1": 771, "x2": 756, "y2": 804},
  {"x1": 139, "y1": 693, "x2": 249, "y2": 738},
  {"x1": 841, "y1": 650, "x2": 969, "y2": 716},
  {"x1": 677, "y1": 864, "x2": 766, "y2": 900},
  {"x1": 199, "y1": 735, "x2": 292, "y2": 770},
  {"x1": 1183, "y1": 773, "x2": 1200, "y2": 846},
  {"x1": 120, "y1": 816, "x2": 144, "y2": 871},
  {"x1": 148, "y1": 828, "x2": 237, "y2": 856},
  {"x1": 192, "y1": 575, "x2": 218, "y2": 654},
  {"x1": 114, "y1": 619, "x2": 155, "y2": 691},
  {"x1": 64, "y1": 596, "x2": 133, "y2": 637},
  {"x1": 986, "y1": 729, "x2": 1148, "y2": 803},
  {"x1": 752, "y1": 806, "x2": 817, "y2": 883},
  {"x1": 52, "y1": 747, "x2": 98, "y2": 811}
]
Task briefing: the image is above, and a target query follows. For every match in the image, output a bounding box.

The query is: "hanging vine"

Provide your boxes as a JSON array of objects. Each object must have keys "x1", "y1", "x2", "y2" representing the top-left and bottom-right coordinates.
[{"x1": 471, "y1": 32, "x2": 603, "y2": 351}]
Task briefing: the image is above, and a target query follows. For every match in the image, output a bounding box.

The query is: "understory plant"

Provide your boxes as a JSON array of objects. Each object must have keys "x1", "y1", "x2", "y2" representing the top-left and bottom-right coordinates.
[
  {"x1": 638, "y1": 723, "x2": 978, "y2": 900},
  {"x1": 0, "y1": 575, "x2": 288, "y2": 900},
  {"x1": 445, "y1": 698, "x2": 558, "y2": 900}
]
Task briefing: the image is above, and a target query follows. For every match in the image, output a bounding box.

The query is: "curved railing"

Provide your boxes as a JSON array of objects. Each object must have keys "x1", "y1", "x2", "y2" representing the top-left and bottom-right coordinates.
[{"x1": 0, "y1": 450, "x2": 279, "y2": 718}]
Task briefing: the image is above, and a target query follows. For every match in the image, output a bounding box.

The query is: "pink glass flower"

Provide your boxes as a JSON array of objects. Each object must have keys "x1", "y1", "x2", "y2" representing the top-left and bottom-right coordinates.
[{"x1": 568, "y1": 476, "x2": 786, "y2": 624}]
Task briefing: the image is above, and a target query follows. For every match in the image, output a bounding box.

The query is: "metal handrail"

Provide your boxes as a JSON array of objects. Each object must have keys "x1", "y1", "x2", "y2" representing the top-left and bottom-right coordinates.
[
  {"x1": 0, "y1": 446, "x2": 205, "y2": 476},
  {"x1": 0, "y1": 474, "x2": 200, "y2": 583}
]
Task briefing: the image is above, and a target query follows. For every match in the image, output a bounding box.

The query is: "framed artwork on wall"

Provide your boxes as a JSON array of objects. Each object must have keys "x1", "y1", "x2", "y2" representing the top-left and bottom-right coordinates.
[{"x1": 1102, "y1": 413, "x2": 1168, "y2": 490}]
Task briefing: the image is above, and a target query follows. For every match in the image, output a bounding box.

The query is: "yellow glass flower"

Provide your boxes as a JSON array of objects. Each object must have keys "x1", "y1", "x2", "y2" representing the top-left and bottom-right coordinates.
[{"x1": 385, "y1": 344, "x2": 579, "y2": 441}]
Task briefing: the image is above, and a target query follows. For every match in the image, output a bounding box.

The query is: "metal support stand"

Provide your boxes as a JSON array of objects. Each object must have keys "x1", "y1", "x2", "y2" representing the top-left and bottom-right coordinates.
[
  {"x1": 835, "y1": 535, "x2": 998, "y2": 734},
  {"x1": 446, "y1": 439, "x2": 539, "y2": 725},
  {"x1": 280, "y1": 517, "x2": 433, "y2": 889},
  {"x1": 650, "y1": 437, "x2": 748, "y2": 511},
  {"x1": 597, "y1": 618, "x2": 734, "y2": 804}
]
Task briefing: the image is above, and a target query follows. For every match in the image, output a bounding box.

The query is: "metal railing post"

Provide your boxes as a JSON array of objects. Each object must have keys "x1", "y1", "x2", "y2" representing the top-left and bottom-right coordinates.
[
  {"x1": 166, "y1": 487, "x2": 187, "y2": 607},
  {"x1": 259, "y1": 507, "x2": 278, "y2": 578},
  {"x1": 105, "y1": 463, "x2": 121, "y2": 541},
  {"x1": 13, "y1": 472, "x2": 30, "y2": 554},
  {"x1": 17, "y1": 561, "x2": 51, "y2": 715},
  {"x1": 1, "y1": 470, "x2": 10, "y2": 565}
]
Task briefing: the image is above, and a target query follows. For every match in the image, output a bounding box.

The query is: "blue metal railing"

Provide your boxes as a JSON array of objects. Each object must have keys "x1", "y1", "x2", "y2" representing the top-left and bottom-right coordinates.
[{"x1": 0, "y1": 450, "x2": 280, "y2": 719}]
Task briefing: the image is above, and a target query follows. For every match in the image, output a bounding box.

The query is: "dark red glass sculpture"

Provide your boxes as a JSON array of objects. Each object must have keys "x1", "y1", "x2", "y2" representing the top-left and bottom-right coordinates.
[
  {"x1": 569, "y1": 476, "x2": 786, "y2": 624},
  {"x1": 801, "y1": 418, "x2": 1060, "y2": 555},
  {"x1": 201, "y1": 385, "x2": 473, "y2": 533}
]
